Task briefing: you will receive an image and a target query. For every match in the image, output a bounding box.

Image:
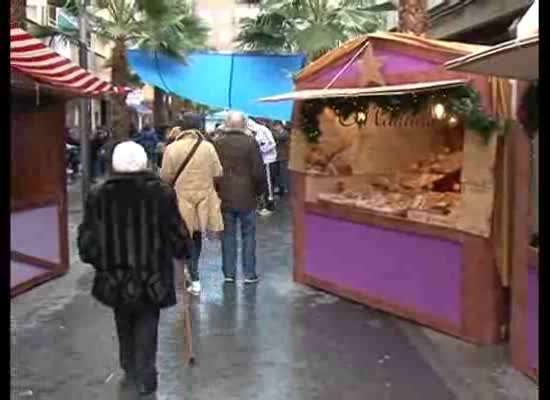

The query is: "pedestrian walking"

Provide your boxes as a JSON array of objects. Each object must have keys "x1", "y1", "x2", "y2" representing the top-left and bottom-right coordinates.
[
  {"x1": 272, "y1": 121, "x2": 290, "y2": 196},
  {"x1": 65, "y1": 127, "x2": 81, "y2": 180},
  {"x1": 90, "y1": 127, "x2": 109, "y2": 181},
  {"x1": 247, "y1": 117, "x2": 277, "y2": 216},
  {"x1": 160, "y1": 112, "x2": 224, "y2": 295},
  {"x1": 135, "y1": 125, "x2": 160, "y2": 171},
  {"x1": 214, "y1": 111, "x2": 266, "y2": 283},
  {"x1": 77, "y1": 141, "x2": 192, "y2": 397}
]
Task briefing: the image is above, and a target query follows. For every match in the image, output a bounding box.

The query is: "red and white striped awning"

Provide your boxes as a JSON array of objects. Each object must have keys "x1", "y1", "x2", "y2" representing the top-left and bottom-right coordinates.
[{"x1": 10, "y1": 26, "x2": 128, "y2": 97}]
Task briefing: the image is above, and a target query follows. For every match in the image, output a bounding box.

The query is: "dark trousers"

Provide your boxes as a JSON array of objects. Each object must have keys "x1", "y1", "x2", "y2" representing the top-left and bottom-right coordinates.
[
  {"x1": 188, "y1": 232, "x2": 202, "y2": 282},
  {"x1": 114, "y1": 307, "x2": 160, "y2": 387},
  {"x1": 272, "y1": 160, "x2": 289, "y2": 194},
  {"x1": 260, "y1": 163, "x2": 276, "y2": 211}
]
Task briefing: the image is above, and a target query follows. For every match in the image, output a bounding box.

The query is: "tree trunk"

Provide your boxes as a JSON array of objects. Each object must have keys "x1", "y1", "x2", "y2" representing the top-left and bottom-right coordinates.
[
  {"x1": 11, "y1": 0, "x2": 26, "y2": 26},
  {"x1": 110, "y1": 38, "x2": 130, "y2": 140},
  {"x1": 153, "y1": 86, "x2": 169, "y2": 127},
  {"x1": 398, "y1": 0, "x2": 429, "y2": 36}
]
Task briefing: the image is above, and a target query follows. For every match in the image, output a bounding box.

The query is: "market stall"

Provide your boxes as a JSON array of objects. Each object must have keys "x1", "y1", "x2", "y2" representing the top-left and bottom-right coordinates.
[
  {"x1": 445, "y1": 0, "x2": 539, "y2": 379},
  {"x1": 10, "y1": 25, "x2": 126, "y2": 297},
  {"x1": 261, "y1": 33, "x2": 512, "y2": 344}
]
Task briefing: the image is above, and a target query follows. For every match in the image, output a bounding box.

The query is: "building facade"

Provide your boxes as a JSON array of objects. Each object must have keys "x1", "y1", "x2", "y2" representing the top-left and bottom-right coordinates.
[
  {"x1": 25, "y1": 0, "x2": 112, "y2": 132},
  {"x1": 193, "y1": 0, "x2": 260, "y2": 50},
  {"x1": 385, "y1": 0, "x2": 534, "y2": 44}
]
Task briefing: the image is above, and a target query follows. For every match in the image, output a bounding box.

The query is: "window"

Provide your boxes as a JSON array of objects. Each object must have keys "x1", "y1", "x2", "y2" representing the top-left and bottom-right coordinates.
[
  {"x1": 427, "y1": 0, "x2": 446, "y2": 9},
  {"x1": 236, "y1": 0, "x2": 261, "y2": 4}
]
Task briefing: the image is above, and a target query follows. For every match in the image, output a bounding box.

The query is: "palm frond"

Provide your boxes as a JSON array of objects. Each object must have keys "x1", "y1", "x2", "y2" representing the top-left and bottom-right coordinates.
[
  {"x1": 236, "y1": 0, "x2": 385, "y2": 58},
  {"x1": 26, "y1": 22, "x2": 81, "y2": 47}
]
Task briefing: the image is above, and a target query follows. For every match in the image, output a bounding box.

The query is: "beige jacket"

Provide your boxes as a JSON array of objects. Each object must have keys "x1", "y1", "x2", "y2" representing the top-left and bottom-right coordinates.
[{"x1": 160, "y1": 129, "x2": 224, "y2": 233}]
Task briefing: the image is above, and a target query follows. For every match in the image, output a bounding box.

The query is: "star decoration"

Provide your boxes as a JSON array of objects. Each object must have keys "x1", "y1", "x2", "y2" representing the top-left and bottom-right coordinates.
[{"x1": 358, "y1": 44, "x2": 386, "y2": 87}]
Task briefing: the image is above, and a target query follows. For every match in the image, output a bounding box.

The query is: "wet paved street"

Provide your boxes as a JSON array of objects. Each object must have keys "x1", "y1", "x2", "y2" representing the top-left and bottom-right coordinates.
[{"x1": 11, "y1": 183, "x2": 537, "y2": 400}]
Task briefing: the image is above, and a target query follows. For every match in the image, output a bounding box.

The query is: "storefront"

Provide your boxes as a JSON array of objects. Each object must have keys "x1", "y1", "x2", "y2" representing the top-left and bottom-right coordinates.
[
  {"x1": 261, "y1": 33, "x2": 512, "y2": 344},
  {"x1": 445, "y1": 0, "x2": 538, "y2": 379},
  {"x1": 10, "y1": 26, "x2": 126, "y2": 297}
]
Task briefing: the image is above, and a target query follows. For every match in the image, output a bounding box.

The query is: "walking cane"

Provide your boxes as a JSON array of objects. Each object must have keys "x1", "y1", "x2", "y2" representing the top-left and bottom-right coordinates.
[
  {"x1": 180, "y1": 262, "x2": 196, "y2": 366},
  {"x1": 182, "y1": 285, "x2": 195, "y2": 366}
]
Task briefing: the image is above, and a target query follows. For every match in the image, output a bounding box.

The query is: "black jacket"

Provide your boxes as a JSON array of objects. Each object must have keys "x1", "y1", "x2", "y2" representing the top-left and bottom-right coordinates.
[
  {"x1": 77, "y1": 172, "x2": 192, "y2": 310},
  {"x1": 214, "y1": 130, "x2": 266, "y2": 211}
]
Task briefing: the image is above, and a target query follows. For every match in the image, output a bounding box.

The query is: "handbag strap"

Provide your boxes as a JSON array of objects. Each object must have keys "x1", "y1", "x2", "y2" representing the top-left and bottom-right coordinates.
[{"x1": 171, "y1": 137, "x2": 203, "y2": 186}]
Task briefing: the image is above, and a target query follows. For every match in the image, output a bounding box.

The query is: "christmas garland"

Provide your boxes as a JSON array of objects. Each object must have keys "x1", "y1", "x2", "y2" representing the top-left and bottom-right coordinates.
[
  {"x1": 518, "y1": 82, "x2": 538, "y2": 138},
  {"x1": 300, "y1": 85, "x2": 499, "y2": 144}
]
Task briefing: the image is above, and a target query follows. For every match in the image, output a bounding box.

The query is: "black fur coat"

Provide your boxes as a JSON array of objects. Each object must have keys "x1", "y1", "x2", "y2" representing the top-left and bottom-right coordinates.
[{"x1": 77, "y1": 172, "x2": 192, "y2": 310}]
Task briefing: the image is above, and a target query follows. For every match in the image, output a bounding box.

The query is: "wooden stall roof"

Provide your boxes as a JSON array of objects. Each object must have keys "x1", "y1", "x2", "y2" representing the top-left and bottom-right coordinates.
[
  {"x1": 258, "y1": 79, "x2": 467, "y2": 102},
  {"x1": 295, "y1": 33, "x2": 489, "y2": 83},
  {"x1": 10, "y1": 25, "x2": 128, "y2": 97},
  {"x1": 444, "y1": 35, "x2": 538, "y2": 81}
]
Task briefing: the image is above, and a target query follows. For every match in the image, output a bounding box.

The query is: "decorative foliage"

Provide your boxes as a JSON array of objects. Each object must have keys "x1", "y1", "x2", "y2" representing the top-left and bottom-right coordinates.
[
  {"x1": 300, "y1": 85, "x2": 499, "y2": 144},
  {"x1": 31, "y1": 0, "x2": 209, "y2": 137},
  {"x1": 518, "y1": 82, "x2": 538, "y2": 138},
  {"x1": 235, "y1": 0, "x2": 388, "y2": 60}
]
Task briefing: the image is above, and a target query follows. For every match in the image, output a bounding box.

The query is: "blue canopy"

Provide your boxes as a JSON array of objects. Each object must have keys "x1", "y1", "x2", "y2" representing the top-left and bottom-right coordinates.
[{"x1": 127, "y1": 50, "x2": 305, "y2": 121}]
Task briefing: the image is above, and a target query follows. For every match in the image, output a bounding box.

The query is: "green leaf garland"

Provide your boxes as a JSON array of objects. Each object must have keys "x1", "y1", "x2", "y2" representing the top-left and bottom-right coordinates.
[{"x1": 300, "y1": 85, "x2": 499, "y2": 144}]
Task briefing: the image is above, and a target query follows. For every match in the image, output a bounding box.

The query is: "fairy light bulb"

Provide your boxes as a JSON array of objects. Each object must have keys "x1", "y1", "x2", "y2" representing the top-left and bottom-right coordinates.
[
  {"x1": 356, "y1": 111, "x2": 367, "y2": 124},
  {"x1": 448, "y1": 115, "x2": 459, "y2": 128},
  {"x1": 432, "y1": 103, "x2": 446, "y2": 120}
]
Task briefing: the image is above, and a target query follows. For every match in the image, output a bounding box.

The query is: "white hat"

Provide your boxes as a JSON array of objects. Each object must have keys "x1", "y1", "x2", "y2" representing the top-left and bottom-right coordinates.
[{"x1": 112, "y1": 141, "x2": 148, "y2": 173}]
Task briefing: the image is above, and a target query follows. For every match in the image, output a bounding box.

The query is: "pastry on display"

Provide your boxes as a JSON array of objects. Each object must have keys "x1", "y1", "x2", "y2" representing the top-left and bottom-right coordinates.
[
  {"x1": 315, "y1": 149, "x2": 464, "y2": 227},
  {"x1": 429, "y1": 152, "x2": 463, "y2": 174},
  {"x1": 409, "y1": 192, "x2": 461, "y2": 214},
  {"x1": 399, "y1": 173, "x2": 445, "y2": 190}
]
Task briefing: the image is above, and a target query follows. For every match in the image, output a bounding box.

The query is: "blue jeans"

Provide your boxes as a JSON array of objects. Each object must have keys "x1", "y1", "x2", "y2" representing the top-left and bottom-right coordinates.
[{"x1": 221, "y1": 209, "x2": 257, "y2": 279}]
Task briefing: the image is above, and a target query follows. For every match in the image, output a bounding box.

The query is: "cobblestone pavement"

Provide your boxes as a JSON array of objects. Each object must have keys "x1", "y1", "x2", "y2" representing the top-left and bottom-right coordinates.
[{"x1": 11, "y1": 181, "x2": 537, "y2": 400}]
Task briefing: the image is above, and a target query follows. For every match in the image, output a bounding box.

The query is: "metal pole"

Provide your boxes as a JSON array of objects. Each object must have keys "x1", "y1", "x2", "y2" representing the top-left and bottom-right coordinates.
[{"x1": 79, "y1": 0, "x2": 91, "y2": 200}]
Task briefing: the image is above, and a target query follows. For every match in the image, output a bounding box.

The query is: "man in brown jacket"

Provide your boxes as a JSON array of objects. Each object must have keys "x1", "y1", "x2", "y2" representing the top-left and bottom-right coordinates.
[{"x1": 214, "y1": 111, "x2": 266, "y2": 283}]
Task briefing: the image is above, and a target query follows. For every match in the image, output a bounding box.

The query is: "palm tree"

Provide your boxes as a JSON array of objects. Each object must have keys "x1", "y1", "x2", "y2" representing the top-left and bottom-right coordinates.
[
  {"x1": 236, "y1": 0, "x2": 388, "y2": 60},
  {"x1": 134, "y1": 2, "x2": 209, "y2": 127},
  {"x1": 398, "y1": 0, "x2": 429, "y2": 36},
  {"x1": 10, "y1": 0, "x2": 26, "y2": 26},
  {"x1": 30, "y1": 0, "x2": 209, "y2": 138}
]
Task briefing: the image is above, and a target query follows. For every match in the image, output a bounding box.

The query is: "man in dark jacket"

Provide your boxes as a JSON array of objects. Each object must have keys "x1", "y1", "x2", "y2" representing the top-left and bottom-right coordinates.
[
  {"x1": 135, "y1": 125, "x2": 160, "y2": 169},
  {"x1": 90, "y1": 126, "x2": 110, "y2": 181},
  {"x1": 77, "y1": 141, "x2": 192, "y2": 396},
  {"x1": 272, "y1": 121, "x2": 290, "y2": 195},
  {"x1": 214, "y1": 111, "x2": 266, "y2": 283}
]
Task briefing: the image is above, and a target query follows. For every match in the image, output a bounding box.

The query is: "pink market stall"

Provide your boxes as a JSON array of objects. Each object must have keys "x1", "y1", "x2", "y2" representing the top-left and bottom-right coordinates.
[
  {"x1": 10, "y1": 25, "x2": 127, "y2": 297},
  {"x1": 261, "y1": 33, "x2": 513, "y2": 344},
  {"x1": 446, "y1": 0, "x2": 539, "y2": 380}
]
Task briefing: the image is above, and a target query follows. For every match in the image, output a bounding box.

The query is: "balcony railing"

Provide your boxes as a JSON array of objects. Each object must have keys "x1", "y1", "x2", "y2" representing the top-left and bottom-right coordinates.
[
  {"x1": 236, "y1": 0, "x2": 261, "y2": 4},
  {"x1": 427, "y1": 0, "x2": 446, "y2": 9}
]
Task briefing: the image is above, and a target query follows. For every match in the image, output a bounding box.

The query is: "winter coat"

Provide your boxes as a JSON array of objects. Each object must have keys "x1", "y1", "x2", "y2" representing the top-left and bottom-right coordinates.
[
  {"x1": 160, "y1": 129, "x2": 224, "y2": 234},
  {"x1": 77, "y1": 172, "x2": 192, "y2": 310},
  {"x1": 214, "y1": 129, "x2": 267, "y2": 211},
  {"x1": 248, "y1": 119, "x2": 277, "y2": 164},
  {"x1": 273, "y1": 127, "x2": 290, "y2": 161},
  {"x1": 137, "y1": 129, "x2": 159, "y2": 154}
]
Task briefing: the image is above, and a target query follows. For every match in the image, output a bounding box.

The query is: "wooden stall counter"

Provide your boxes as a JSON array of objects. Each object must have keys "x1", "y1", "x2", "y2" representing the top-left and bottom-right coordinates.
[
  {"x1": 306, "y1": 200, "x2": 465, "y2": 243},
  {"x1": 293, "y1": 174, "x2": 505, "y2": 345}
]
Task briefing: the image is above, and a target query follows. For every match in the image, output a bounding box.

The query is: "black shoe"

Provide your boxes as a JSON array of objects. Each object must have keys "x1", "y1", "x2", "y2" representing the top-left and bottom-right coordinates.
[{"x1": 119, "y1": 371, "x2": 136, "y2": 388}]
